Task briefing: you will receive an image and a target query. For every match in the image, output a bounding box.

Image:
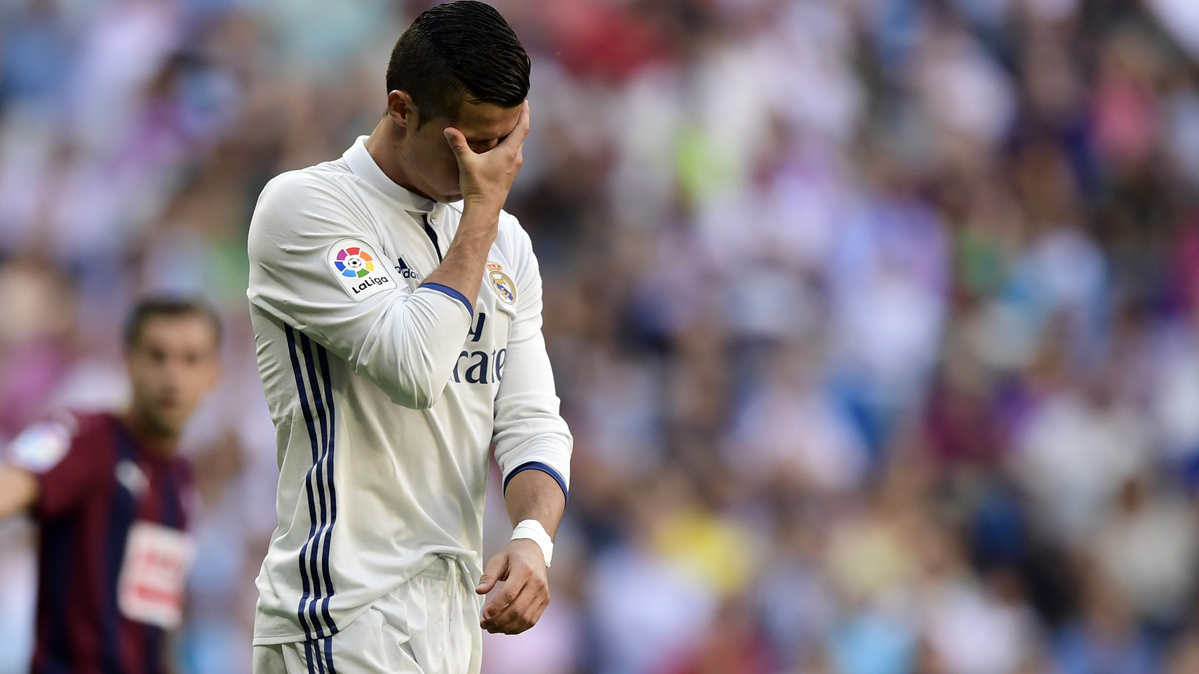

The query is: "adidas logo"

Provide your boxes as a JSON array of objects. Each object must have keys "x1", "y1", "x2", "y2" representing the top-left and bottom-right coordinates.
[{"x1": 395, "y1": 256, "x2": 419, "y2": 279}]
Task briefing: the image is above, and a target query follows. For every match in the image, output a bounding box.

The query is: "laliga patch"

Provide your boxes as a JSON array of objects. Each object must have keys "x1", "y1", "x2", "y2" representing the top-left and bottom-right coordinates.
[
  {"x1": 487, "y1": 261, "x2": 516, "y2": 305},
  {"x1": 117, "y1": 522, "x2": 194, "y2": 628},
  {"x1": 328, "y1": 239, "x2": 396, "y2": 302},
  {"x1": 8, "y1": 421, "x2": 72, "y2": 473}
]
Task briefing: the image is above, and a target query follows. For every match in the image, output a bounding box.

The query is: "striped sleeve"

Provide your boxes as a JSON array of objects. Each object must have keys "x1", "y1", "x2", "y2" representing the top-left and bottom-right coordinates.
[
  {"x1": 491, "y1": 221, "x2": 572, "y2": 503},
  {"x1": 247, "y1": 171, "x2": 472, "y2": 410}
]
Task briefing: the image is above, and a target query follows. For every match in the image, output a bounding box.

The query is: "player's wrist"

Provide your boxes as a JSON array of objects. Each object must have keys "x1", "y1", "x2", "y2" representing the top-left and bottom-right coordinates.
[
  {"x1": 450, "y1": 210, "x2": 500, "y2": 250},
  {"x1": 507, "y1": 536, "x2": 544, "y2": 566},
  {"x1": 510, "y1": 519, "x2": 553, "y2": 567},
  {"x1": 461, "y1": 190, "x2": 507, "y2": 216}
]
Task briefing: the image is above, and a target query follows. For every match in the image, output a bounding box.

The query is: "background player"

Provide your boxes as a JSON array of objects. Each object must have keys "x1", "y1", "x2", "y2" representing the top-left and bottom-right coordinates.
[
  {"x1": 0, "y1": 298, "x2": 222, "y2": 674},
  {"x1": 247, "y1": 2, "x2": 570, "y2": 673}
]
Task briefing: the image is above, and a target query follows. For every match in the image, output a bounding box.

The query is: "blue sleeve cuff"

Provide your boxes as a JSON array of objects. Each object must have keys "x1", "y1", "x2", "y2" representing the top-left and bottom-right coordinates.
[
  {"x1": 419, "y1": 282, "x2": 473, "y2": 318},
  {"x1": 503, "y1": 461, "x2": 568, "y2": 506}
]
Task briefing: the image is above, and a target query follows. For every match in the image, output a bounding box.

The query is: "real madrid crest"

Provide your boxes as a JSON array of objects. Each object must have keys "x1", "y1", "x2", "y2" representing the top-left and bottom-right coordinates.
[{"x1": 487, "y1": 261, "x2": 516, "y2": 305}]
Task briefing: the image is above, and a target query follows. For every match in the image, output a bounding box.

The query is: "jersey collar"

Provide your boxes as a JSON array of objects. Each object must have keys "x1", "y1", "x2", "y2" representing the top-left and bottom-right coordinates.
[{"x1": 343, "y1": 136, "x2": 437, "y2": 214}]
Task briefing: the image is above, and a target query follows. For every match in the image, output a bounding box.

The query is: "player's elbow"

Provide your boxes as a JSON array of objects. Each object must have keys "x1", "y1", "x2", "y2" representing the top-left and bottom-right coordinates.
[
  {"x1": 389, "y1": 373, "x2": 449, "y2": 410},
  {"x1": 358, "y1": 328, "x2": 454, "y2": 410},
  {"x1": 391, "y1": 389, "x2": 438, "y2": 410},
  {"x1": 352, "y1": 358, "x2": 447, "y2": 410}
]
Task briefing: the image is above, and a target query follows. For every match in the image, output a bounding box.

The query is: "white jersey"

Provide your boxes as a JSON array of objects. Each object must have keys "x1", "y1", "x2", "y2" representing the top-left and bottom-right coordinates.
[{"x1": 246, "y1": 137, "x2": 572, "y2": 645}]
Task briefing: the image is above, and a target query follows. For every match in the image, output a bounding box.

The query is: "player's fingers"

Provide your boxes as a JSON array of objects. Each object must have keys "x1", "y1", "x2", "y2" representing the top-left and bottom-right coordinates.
[
  {"x1": 481, "y1": 577, "x2": 524, "y2": 626},
  {"x1": 443, "y1": 127, "x2": 473, "y2": 161},
  {"x1": 480, "y1": 559, "x2": 539, "y2": 622},
  {"x1": 484, "y1": 599, "x2": 532, "y2": 633},
  {"x1": 498, "y1": 101, "x2": 531, "y2": 151},
  {"x1": 482, "y1": 568, "x2": 548, "y2": 631},
  {"x1": 482, "y1": 591, "x2": 529, "y2": 632},
  {"x1": 484, "y1": 581, "x2": 548, "y2": 633},
  {"x1": 498, "y1": 592, "x2": 551, "y2": 635},
  {"x1": 476, "y1": 552, "x2": 509, "y2": 594},
  {"x1": 500, "y1": 597, "x2": 549, "y2": 635},
  {"x1": 525, "y1": 594, "x2": 550, "y2": 626}
]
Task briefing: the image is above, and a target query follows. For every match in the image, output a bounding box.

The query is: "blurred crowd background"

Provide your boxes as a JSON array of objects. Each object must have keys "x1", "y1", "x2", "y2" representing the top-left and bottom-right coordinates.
[{"x1": 2, "y1": 0, "x2": 1199, "y2": 672}]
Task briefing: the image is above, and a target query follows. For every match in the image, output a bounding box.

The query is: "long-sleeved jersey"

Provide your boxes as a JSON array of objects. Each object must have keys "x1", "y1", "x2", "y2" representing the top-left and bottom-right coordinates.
[{"x1": 246, "y1": 137, "x2": 572, "y2": 645}]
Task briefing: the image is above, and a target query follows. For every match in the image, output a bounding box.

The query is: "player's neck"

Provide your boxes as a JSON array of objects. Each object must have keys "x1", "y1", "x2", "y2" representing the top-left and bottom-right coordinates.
[
  {"x1": 117, "y1": 409, "x2": 178, "y2": 458},
  {"x1": 364, "y1": 118, "x2": 433, "y2": 201}
]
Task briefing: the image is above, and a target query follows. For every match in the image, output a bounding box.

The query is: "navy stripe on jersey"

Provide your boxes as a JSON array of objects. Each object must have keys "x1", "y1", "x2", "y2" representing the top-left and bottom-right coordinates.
[
  {"x1": 105, "y1": 432, "x2": 140, "y2": 673},
  {"x1": 313, "y1": 638, "x2": 325, "y2": 674},
  {"x1": 503, "y1": 461, "x2": 570, "y2": 505},
  {"x1": 40, "y1": 518, "x2": 75, "y2": 670},
  {"x1": 323, "y1": 635, "x2": 337, "y2": 674},
  {"x1": 315, "y1": 344, "x2": 339, "y2": 636},
  {"x1": 301, "y1": 334, "x2": 338, "y2": 636},
  {"x1": 304, "y1": 640, "x2": 316, "y2": 674},
  {"x1": 146, "y1": 628, "x2": 163, "y2": 674},
  {"x1": 298, "y1": 332, "x2": 332, "y2": 636},
  {"x1": 286, "y1": 325, "x2": 340, "y2": 639},
  {"x1": 160, "y1": 467, "x2": 181, "y2": 530},
  {"x1": 422, "y1": 214, "x2": 443, "y2": 262},
  {"x1": 285, "y1": 325, "x2": 321, "y2": 639}
]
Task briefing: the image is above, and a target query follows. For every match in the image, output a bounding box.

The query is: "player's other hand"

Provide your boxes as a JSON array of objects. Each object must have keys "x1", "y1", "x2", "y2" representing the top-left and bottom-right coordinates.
[
  {"x1": 476, "y1": 537, "x2": 548, "y2": 635},
  {"x1": 443, "y1": 101, "x2": 530, "y2": 212}
]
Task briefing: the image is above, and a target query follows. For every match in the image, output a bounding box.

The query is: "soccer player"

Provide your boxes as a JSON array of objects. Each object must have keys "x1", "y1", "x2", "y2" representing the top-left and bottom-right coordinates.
[
  {"x1": 0, "y1": 298, "x2": 222, "y2": 674},
  {"x1": 246, "y1": 2, "x2": 572, "y2": 673}
]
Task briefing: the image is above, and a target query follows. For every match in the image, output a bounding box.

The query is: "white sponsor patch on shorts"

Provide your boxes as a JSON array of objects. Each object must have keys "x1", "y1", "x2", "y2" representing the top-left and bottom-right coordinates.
[{"x1": 328, "y1": 239, "x2": 396, "y2": 302}]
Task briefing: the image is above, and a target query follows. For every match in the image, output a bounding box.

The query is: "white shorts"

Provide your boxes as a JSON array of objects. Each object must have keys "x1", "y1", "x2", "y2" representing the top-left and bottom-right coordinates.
[{"x1": 253, "y1": 556, "x2": 484, "y2": 674}]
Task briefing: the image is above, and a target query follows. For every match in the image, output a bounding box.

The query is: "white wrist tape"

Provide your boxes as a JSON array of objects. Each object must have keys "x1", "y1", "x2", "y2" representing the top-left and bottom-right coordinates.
[{"x1": 511, "y1": 519, "x2": 553, "y2": 567}]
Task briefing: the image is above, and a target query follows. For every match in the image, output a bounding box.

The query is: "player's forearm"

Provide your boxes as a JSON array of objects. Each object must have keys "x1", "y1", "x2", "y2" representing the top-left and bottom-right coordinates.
[
  {"x1": 420, "y1": 201, "x2": 500, "y2": 310},
  {"x1": 0, "y1": 466, "x2": 38, "y2": 521},
  {"x1": 502, "y1": 469, "x2": 565, "y2": 537}
]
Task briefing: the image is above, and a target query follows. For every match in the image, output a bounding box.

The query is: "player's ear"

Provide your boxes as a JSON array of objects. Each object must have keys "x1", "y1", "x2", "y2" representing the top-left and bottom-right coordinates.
[{"x1": 386, "y1": 90, "x2": 417, "y2": 130}]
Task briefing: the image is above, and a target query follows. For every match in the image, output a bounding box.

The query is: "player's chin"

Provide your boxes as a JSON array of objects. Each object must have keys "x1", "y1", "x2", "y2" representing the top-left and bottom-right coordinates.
[{"x1": 148, "y1": 411, "x2": 187, "y2": 437}]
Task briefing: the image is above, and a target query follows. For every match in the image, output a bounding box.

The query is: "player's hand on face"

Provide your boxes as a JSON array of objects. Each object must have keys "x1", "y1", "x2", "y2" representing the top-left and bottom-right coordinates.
[
  {"x1": 475, "y1": 536, "x2": 549, "y2": 635},
  {"x1": 443, "y1": 101, "x2": 530, "y2": 212}
]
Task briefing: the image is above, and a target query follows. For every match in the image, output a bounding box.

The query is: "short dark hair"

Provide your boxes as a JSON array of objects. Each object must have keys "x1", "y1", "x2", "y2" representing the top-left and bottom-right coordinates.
[
  {"x1": 124, "y1": 298, "x2": 223, "y2": 350},
  {"x1": 385, "y1": 1, "x2": 530, "y2": 123}
]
